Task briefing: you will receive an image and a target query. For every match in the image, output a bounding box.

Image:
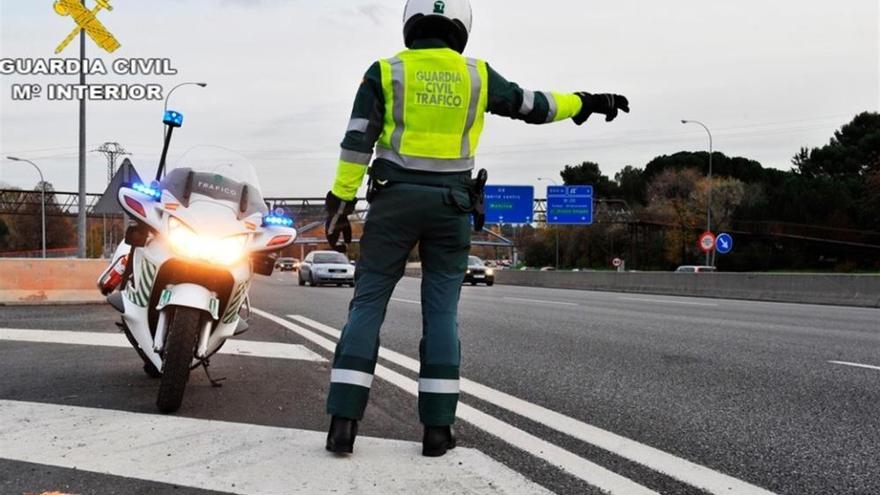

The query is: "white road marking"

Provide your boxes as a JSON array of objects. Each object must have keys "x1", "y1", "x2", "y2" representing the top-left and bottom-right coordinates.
[
  {"x1": 0, "y1": 328, "x2": 326, "y2": 363},
  {"x1": 0, "y1": 399, "x2": 552, "y2": 495},
  {"x1": 619, "y1": 297, "x2": 719, "y2": 307},
  {"x1": 390, "y1": 297, "x2": 421, "y2": 305},
  {"x1": 260, "y1": 310, "x2": 657, "y2": 495},
  {"x1": 288, "y1": 313, "x2": 778, "y2": 495},
  {"x1": 503, "y1": 296, "x2": 578, "y2": 306},
  {"x1": 828, "y1": 360, "x2": 880, "y2": 371}
]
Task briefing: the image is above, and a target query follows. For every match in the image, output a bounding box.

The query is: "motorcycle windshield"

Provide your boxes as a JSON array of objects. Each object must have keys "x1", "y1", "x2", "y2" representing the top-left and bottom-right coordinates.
[{"x1": 161, "y1": 146, "x2": 268, "y2": 218}]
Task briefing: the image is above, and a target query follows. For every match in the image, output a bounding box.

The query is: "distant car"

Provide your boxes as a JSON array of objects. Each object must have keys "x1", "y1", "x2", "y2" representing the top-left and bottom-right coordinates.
[
  {"x1": 464, "y1": 256, "x2": 494, "y2": 286},
  {"x1": 275, "y1": 257, "x2": 299, "y2": 272},
  {"x1": 540, "y1": 266, "x2": 555, "y2": 271},
  {"x1": 299, "y1": 251, "x2": 355, "y2": 287},
  {"x1": 675, "y1": 265, "x2": 717, "y2": 273}
]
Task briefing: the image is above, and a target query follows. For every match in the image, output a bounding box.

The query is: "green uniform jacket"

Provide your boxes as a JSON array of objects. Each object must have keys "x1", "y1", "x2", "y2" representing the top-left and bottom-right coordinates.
[{"x1": 331, "y1": 39, "x2": 584, "y2": 200}]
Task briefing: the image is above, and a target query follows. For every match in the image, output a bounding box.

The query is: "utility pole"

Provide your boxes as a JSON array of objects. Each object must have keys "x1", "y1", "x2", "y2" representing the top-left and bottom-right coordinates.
[
  {"x1": 76, "y1": 0, "x2": 87, "y2": 258},
  {"x1": 93, "y1": 142, "x2": 131, "y2": 184}
]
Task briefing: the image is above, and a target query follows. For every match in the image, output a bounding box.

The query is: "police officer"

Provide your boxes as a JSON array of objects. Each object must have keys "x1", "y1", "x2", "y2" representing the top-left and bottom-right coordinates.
[{"x1": 324, "y1": 0, "x2": 629, "y2": 457}]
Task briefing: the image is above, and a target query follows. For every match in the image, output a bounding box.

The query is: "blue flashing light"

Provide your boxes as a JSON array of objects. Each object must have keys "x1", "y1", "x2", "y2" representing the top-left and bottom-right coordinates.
[
  {"x1": 132, "y1": 182, "x2": 162, "y2": 200},
  {"x1": 263, "y1": 215, "x2": 294, "y2": 227},
  {"x1": 163, "y1": 110, "x2": 184, "y2": 128}
]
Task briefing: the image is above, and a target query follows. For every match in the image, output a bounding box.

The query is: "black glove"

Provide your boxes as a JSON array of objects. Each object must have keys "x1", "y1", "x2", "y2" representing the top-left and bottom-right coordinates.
[
  {"x1": 325, "y1": 191, "x2": 356, "y2": 251},
  {"x1": 573, "y1": 93, "x2": 630, "y2": 125}
]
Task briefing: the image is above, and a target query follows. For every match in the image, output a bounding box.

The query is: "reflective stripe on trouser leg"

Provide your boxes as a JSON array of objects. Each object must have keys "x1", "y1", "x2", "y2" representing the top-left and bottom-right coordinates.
[{"x1": 327, "y1": 363, "x2": 376, "y2": 420}]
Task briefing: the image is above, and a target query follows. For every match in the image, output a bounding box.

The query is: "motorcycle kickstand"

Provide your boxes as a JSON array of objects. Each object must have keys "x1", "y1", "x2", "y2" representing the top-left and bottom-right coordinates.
[{"x1": 201, "y1": 360, "x2": 226, "y2": 388}]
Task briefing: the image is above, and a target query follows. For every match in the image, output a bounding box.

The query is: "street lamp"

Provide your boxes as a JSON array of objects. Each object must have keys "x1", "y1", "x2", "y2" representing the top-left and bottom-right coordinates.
[
  {"x1": 681, "y1": 119, "x2": 714, "y2": 266},
  {"x1": 537, "y1": 177, "x2": 560, "y2": 270},
  {"x1": 165, "y1": 82, "x2": 207, "y2": 113},
  {"x1": 6, "y1": 156, "x2": 46, "y2": 258}
]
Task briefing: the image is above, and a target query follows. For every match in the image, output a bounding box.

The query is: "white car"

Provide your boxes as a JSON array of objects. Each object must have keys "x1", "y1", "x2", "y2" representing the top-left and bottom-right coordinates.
[
  {"x1": 298, "y1": 251, "x2": 355, "y2": 287},
  {"x1": 675, "y1": 265, "x2": 717, "y2": 273}
]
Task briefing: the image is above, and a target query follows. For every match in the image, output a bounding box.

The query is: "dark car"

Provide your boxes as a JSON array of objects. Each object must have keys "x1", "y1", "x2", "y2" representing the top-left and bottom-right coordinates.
[
  {"x1": 298, "y1": 251, "x2": 355, "y2": 287},
  {"x1": 464, "y1": 255, "x2": 494, "y2": 286},
  {"x1": 275, "y1": 257, "x2": 299, "y2": 272}
]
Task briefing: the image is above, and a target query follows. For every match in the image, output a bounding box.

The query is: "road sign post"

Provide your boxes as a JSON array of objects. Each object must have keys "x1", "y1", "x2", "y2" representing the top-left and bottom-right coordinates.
[
  {"x1": 484, "y1": 186, "x2": 534, "y2": 225},
  {"x1": 546, "y1": 186, "x2": 593, "y2": 225}
]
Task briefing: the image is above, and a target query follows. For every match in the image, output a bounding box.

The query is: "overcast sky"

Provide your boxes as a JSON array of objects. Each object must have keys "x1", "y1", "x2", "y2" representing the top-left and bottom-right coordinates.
[{"x1": 1, "y1": 0, "x2": 877, "y2": 197}]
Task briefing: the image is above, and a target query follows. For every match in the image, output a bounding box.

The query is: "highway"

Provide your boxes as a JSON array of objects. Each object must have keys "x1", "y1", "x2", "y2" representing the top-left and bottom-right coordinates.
[{"x1": 1, "y1": 273, "x2": 878, "y2": 494}]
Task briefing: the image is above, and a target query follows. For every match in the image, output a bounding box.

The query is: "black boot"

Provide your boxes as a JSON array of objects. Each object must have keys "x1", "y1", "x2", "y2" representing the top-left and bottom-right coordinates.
[
  {"x1": 326, "y1": 416, "x2": 358, "y2": 454},
  {"x1": 422, "y1": 425, "x2": 456, "y2": 457}
]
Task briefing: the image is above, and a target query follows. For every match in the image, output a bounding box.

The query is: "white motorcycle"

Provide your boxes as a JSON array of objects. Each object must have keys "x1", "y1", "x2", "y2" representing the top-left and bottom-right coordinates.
[{"x1": 98, "y1": 110, "x2": 296, "y2": 413}]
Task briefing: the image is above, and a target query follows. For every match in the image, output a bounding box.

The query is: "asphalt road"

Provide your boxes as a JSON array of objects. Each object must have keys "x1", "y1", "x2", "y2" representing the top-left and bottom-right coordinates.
[{"x1": 1, "y1": 272, "x2": 878, "y2": 495}]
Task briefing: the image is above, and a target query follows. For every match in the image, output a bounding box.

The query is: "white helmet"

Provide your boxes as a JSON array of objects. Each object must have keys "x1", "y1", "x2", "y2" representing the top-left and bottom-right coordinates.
[{"x1": 403, "y1": 0, "x2": 473, "y2": 53}]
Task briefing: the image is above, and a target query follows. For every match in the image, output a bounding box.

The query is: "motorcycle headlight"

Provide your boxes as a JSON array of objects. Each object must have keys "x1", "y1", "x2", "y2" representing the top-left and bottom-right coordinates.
[
  {"x1": 213, "y1": 233, "x2": 249, "y2": 266},
  {"x1": 167, "y1": 217, "x2": 248, "y2": 266}
]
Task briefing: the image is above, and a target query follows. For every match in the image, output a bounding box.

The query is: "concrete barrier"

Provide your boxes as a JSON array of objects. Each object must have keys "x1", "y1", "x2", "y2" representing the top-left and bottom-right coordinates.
[
  {"x1": 0, "y1": 258, "x2": 106, "y2": 305},
  {"x1": 405, "y1": 268, "x2": 880, "y2": 308}
]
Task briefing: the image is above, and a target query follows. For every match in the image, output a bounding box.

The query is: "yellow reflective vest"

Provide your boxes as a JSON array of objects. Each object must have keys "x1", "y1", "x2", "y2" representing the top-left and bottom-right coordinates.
[{"x1": 375, "y1": 48, "x2": 488, "y2": 172}]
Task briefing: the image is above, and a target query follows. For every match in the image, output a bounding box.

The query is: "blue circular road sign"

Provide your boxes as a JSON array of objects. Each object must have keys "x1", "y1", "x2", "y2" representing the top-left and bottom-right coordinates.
[{"x1": 716, "y1": 233, "x2": 733, "y2": 254}]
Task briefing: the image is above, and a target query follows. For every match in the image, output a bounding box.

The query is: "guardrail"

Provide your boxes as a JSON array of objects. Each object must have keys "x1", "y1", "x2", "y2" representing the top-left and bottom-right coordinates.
[{"x1": 404, "y1": 268, "x2": 880, "y2": 308}]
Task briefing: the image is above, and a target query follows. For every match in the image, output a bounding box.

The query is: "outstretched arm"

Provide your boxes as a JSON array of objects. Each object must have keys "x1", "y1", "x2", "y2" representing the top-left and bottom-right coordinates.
[{"x1": 486, "y1": 64, "x2": 629, "y2": 125}]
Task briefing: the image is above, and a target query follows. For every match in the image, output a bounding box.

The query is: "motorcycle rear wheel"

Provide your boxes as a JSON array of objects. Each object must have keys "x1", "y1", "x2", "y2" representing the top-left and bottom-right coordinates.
[{"x1": 156, "y1": 307, "x2": 202, "y2": 413}]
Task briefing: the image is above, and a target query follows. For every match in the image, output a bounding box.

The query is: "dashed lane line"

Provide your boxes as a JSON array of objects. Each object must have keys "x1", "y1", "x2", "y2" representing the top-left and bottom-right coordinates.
[
  {"x1": 0, "y1": 328, "x2": 326, "y2": 362},
  {"x1": 0, "y1": 399, "x2": 553, "y2": 495},
  {"x1": 828, "y1": 360, "x2": 880, "y2": 371},
  {"x1": 287, "y1": 313, "x2": 777, "y2": 495},
  {"x1": 618, "y1": 297, "x2": 719, "y2": 307},
  {"x1": 251, "y1": 309, "x2": 658, "y2": 495},
  {"x1": 502, "y1": 297, "x2": 578, "y2": 306}
]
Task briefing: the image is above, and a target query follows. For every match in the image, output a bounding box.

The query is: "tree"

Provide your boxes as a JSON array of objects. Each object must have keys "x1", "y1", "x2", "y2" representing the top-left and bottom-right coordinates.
[
  {"x1": 793, "y1": 112, "x2": 880, "y2": 178},
  {"x1": 521, "y1": 227, "x2": 555, "y2": 268},
  {"x1": 560, "y1": 161, "x2": 619, "y2": 197},
  {"x1": 1, "y1": 182, "x2": 75, "y2": 253},
  {"x1": 614, "y1": 165, "x2": 647, "y2": 206},
  {"x1": 694, "y1": 177, "x2": 746, "y2": 231},
  {"x1": 644, "y1": 151, "x2": 765, "y2": 184},
  {"x1": 643, "y1": 168, "x2": 703, "y2": 265},
  {"x1": 858, "y1": 170, "x2": 880, "y2": 229},
  {"x1": 0, "y1": 217, "x2": 9, "y2": 250}
]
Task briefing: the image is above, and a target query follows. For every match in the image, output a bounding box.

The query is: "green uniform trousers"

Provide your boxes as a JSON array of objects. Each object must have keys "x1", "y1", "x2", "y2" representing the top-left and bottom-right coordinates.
[{"x1": 326, "y1": 182, "x2": 472, "y2": 426}]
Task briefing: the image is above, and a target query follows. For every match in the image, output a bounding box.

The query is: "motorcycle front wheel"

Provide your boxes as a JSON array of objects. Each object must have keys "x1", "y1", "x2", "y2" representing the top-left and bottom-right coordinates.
[{"x1": 156, "y1": 306, "x2": 203, "y2": 413}]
